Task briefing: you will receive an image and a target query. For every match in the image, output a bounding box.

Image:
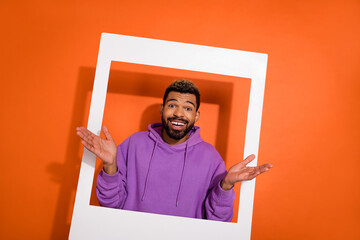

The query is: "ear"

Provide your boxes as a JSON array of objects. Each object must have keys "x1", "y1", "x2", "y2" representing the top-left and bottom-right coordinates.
[
  {"x1": 160, "y1": 104, "x2": 163, "y2": 115},
  {"x1": 195, "y1": 110, "x2": 200, "y2": 123}
]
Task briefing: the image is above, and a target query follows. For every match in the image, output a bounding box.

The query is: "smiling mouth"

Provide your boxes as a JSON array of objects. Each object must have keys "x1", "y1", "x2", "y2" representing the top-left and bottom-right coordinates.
[
  {"x1": 168, "y1": 118, "x2": 188, "y2": 130},
  {"x1": 171, "y1": 121, "x2": 185, "y2": 126}
]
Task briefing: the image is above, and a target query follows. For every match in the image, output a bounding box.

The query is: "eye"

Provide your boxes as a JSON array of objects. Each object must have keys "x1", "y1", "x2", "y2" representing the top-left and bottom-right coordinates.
[
  {"x1": 185, "y1": 107, "x2": 193, "y2": 111},
  {"x1": 168, "y1": 104, "x2": 175, "y2": 108}
]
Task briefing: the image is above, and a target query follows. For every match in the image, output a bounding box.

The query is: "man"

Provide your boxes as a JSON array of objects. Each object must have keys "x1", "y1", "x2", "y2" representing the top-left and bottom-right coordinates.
[{"x1": 76, "y1": 79, "x2": 272, "y2": 221}]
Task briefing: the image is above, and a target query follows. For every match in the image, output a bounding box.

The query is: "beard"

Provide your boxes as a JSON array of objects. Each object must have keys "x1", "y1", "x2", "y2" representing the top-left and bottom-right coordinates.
[{"x1": 162, "y1": 116, "x2": 195, "y2": 140}]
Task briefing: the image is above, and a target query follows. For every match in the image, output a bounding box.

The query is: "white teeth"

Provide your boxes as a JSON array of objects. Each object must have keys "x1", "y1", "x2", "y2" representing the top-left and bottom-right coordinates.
[{"x1": 171, "y1": 121, "x2": 185, "y2": 126}]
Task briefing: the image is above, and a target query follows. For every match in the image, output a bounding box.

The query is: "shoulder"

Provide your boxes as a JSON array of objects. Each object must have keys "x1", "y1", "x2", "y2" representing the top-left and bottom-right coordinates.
[
  {"x1": 192, "y1": 141, "x2": 224, "y2": 166},
  {"x1": 129, "y1": 131, "x2": 148, "y2": 140},
  {"x1": 196, "y1": 141, "x2": 221, "y2": 155},
  {"x1": 118, "y1": 131, "x2": 150, "y2": 148}
]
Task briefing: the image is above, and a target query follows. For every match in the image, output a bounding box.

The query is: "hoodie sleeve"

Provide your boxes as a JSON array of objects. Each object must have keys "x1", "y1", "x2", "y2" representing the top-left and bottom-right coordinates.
[
  {"x1": 204, "y1": 159, "x2": 235, "y2": 222},
  {"x1": 96, "y1": 140, "x2": 128, "y2": 209}
]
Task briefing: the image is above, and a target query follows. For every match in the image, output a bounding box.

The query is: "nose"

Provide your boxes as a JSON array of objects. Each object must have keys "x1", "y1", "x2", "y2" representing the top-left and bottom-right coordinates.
[{"x1": 173, "y1": 107, "x2": 185, "y2": 118}]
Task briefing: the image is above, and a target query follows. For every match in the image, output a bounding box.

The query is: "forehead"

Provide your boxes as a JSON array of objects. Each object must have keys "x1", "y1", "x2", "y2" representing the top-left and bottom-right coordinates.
[{"x1": 165, "y1": 92, "x2": 197, "y2": 106}]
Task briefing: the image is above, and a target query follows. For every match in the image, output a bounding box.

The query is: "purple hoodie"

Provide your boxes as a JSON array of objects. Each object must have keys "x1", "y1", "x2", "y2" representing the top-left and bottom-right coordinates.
[{"x1": 96, "y1": 123, "x2": 235, "y2": 221}]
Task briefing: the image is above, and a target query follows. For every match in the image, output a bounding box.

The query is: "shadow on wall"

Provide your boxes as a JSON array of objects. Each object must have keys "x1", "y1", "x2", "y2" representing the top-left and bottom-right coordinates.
[
  {"x1": 47, "y1": 66, "x2": 234, "y2": 239},
  {"x1": 46, "y1": 67, "x2": 95, "y2": 240},
  {"x1": 89, "y1": 103, "x2": 161, "y2": 206}
]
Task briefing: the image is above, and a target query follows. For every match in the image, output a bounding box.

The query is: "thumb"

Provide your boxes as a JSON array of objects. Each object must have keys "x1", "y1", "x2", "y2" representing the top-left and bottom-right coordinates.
[
  {"x1": 239, "y1": 154, "x2": 256, "y2": 167},
  {"x1": 102, "y1": 126, "x2": 114, "y2": 141},
  {"x1": 229, "y1": 154, "x2": 255, "y2": 171}
]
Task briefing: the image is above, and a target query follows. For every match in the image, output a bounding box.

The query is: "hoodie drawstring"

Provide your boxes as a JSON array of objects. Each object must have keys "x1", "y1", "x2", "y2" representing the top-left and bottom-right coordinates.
[
  {"x1": 175, "y1": 142, "x2": 188, "y2": 207},
  {"x1": 141, "y1": 139, "x2": 158, "y2": 201}
]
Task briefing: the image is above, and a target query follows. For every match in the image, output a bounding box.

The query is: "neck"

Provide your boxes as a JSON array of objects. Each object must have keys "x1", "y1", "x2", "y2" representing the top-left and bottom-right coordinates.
[{"x1": 161, "y1": 129, "x2": 189, "y2": 146}]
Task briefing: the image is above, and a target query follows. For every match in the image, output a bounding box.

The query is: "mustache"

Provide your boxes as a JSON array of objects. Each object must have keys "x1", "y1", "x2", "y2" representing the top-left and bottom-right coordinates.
[{"x1": 167, "y1": 117, "x2": 189, "y2": 124}]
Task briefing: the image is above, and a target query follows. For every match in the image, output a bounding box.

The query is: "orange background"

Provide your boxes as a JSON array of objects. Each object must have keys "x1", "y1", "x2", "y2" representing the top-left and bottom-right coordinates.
[{"x1": 0, "y1": 0, "x2": 359, "y2": 239}]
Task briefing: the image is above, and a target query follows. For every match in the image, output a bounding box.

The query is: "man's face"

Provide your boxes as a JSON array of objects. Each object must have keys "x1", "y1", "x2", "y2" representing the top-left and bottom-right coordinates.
[{"x1": 161, "y1": 91, "x2": 200, "y2": 141}]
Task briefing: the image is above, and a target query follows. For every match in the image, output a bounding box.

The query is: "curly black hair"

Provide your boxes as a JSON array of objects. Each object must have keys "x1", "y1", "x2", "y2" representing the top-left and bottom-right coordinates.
[{"x1": 163, "y1": 79, "x2": 200, "y2": 111}]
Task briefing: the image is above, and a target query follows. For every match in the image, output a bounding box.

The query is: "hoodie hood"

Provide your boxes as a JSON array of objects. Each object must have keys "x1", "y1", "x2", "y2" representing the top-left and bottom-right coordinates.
[{"x1": 148, "y1": 123, "x2": 204, "y2": 149}]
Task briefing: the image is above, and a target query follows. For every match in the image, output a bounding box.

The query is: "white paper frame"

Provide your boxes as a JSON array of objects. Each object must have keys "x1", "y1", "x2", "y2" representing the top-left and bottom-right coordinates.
[{"x1": 69, "y1": 33, "x2": 268, "y2": 240}]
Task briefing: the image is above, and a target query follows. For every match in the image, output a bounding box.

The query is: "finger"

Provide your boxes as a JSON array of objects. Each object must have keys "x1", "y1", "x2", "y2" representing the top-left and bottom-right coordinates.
[
  {"x1": 77, "y1": 133, "x2": 99, "y2": 153},
  {"x1": 76, "y1": 128, "x2": 87, "y2": 139},
  {"x1": 76, "y1": 127, "x2": 91, "y2": 139},
  {"x1": 234, "y1": 167, "x2": 258, "y2": 181},
  {"x1": 81, "y1": 140, "x2": 97, "y2": 155},
  {"x1": 240, "y1": 154, "x2": 256, "y2": 167},
  {"x1": 246, "y1": 164, "x2": 272, "y2": 180},
  {"x1": 228, "y1": 154, "x2": 256, "y2": 171},
  {"x1": 78, "y1": 133, "x2": 94, "y2": 149},
  {"x1": 246, "y1": 167, "x2": 262, "y2": 180},
  {"x1": 102, "y1": 126, "x2": 114, "y2": 141},
  {"x1": 77, "y1": 127, "x2": 97, "y2": 143},
  {"x1": 77, "y1": 127, "x2": 95, "y2": 137},
  {"x1": 77, "y1": 129, "x2": 93, "y2": 144},
  {"x1": 82, "y1": 140, "x2": 103, "y2": 157},
  {"x1": 258, "y1": 163, "x2": 273, "y2": 173}
]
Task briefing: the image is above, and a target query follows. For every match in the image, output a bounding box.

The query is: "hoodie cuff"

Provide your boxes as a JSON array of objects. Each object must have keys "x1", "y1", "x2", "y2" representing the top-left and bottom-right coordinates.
[
  {"x1": 99, "y1": 169, "x2": 120, "y2": 184},
  {"x1": 213, "y1": 181, "x2": 235, "y2": 201}
]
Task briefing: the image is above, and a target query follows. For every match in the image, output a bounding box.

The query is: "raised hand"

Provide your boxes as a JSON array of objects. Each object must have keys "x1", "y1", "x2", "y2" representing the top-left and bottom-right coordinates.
[
  {"x1": 221, "y1": 154, "x2": 272, "y2": 190},
  {"x1": 76, "y1": 126, "x2": 117, "y2": 174}
]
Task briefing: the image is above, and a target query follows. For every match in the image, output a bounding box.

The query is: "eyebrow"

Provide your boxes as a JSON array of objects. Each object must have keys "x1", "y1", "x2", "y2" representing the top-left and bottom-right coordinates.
[{"x1": 166, "y1": 98, "x2": 196, "y2": 108}]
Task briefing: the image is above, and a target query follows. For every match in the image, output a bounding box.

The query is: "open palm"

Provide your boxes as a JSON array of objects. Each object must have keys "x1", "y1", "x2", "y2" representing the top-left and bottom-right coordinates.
[
  {"x1": 76, "y1": 126, "x2": 117, "y2": 166},
  {"x1": 221, "y1": 154, "x2": 272, "y2": 190}
]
